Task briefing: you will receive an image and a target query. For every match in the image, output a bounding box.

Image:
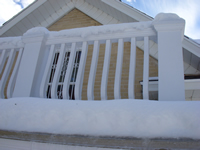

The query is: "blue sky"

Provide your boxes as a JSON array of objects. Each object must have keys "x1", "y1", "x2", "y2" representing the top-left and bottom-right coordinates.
[
  {"x1": 121, "y1": 0, "x2": 200, "y2": 39},
  {"x1": 0, "y1": 0, "x2": 199, "y2": 39}
]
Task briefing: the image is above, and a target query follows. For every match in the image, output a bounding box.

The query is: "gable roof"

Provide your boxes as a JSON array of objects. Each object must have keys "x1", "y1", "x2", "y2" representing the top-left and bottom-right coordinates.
[{"x1": 0, "y1": 0, "x2": 199, "y2": 74}]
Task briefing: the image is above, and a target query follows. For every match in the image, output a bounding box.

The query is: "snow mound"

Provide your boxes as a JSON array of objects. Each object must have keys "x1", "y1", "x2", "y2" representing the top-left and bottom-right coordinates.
[
  {"x1": 49, "y1": 21, "x2": 152, "y2": 38},
  {"x1": 154, "y1": 13, "x2": 182, "y2": 21},
  {"x1": 23, "y1": 27, "x2": 49, "y2": 36},
  {"x1": 0, "y1": 36, "x2": 23, "y2": 48},
  {"x1": 0, "y1": 98, "x2": 199, "y2": 139}
]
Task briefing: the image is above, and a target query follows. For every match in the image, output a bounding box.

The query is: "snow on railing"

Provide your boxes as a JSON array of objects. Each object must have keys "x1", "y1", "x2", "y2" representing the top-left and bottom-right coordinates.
[
  {"x1": 0, "y1": 37, "x2": 24, "y2": 98},
  {"x1": 36, "y1": 21, "x2": 155, "y2": 100},
  {"x1": 0, "y1": 13, "x2": 186, "y2": 101}
]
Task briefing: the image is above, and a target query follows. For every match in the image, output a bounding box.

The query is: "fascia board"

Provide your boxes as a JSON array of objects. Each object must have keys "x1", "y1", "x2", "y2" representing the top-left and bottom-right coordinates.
[
  {"x1": 0, "y1": 0, "x2": 47, "y2": 36},
  {"x1": 101, "y1": 0, "x2": 152, "y2": 22},
  {"x1": 183, "y1": 38, "x2": 200, "y2": 58}
]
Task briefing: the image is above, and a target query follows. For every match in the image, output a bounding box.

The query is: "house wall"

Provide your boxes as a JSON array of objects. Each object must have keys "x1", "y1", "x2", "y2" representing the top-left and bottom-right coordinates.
[{"x1": 48, "y1": 9, "x2": 158, "y2": 100}]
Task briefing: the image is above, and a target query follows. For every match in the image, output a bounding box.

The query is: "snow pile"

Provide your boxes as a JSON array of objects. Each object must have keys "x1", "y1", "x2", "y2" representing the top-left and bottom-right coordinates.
[
  {"x1": 152, "y1": 13, "x2": 185, "y2": 24},
  {"x1": 23, "y1": 27, "x2": 49, "y2": 36},
  {"x1": 0, "y1": 98, "x2": 199, "y2": 139},
  {"x1": 22, "y1": 22, "x2": 152, "y2": 39},
  {"x1": 49, "y1": 22, "x2": 152, "y2": 38},
  {"x1": 154, "y1": 13, "x2": 181, "y2": 21},
  {"x1": 0, "y1": 36, "x2": 24, "y2": 48}
]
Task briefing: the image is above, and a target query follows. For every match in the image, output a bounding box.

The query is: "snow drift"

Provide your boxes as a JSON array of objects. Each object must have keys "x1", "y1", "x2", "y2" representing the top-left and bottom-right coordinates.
[{"x1": 0, "y1": 98, "x2": 199, "y2": 139}]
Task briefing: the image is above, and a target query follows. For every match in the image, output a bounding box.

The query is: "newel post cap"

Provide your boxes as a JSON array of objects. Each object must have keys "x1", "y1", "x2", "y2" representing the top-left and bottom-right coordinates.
[
  {"x1": 152, "y1": 13, "x2": 185, "y2": 40},
  {"x1": 22, "y1": 27, "x2": 49, "y2": 43}
]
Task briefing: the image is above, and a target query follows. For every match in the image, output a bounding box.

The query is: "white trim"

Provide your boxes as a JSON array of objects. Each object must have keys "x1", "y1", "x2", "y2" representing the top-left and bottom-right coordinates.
[
  {"x1": 75, "y1": 41, "x2": 88, "y2": 100},
  {"x1": 128, "y1": 37, "x2": 136, "y2": 99},
  {"x1": 114, "y1": 38, "x2": 124, "y2": 99},
  {"x1": 0, "y1": 0, "x2": 47, "y2": 36},
  {"x1": 39, "y1": 44, "x2": 55, "y2": 98},
  {"x1": 51, "y1": 43, "x2": 66, "y2": 99},
  {"x1": 142, "y1": 37, "x2": 149, "y2": 99},
  {"x1": 101, "y1": 0, "x2": 152, "y2": 21},
  {"x1": 101, "y1": 40, "x2": 112, "y2": 100},
  {"x1": 87, "y1": 40, "x2": 100, "y2": 100},
  {"x1": 7, "y1": 48, "x2": 23, "y2": 98}
]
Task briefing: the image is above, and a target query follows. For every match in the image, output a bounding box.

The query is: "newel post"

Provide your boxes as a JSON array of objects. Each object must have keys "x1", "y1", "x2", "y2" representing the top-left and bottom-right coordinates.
[
  {"x1": 153, "y1": 13, "x2": 185, "y2": 101},
  {"x1": 13, "y1": 27, "x2": 49, "y2": 97}
]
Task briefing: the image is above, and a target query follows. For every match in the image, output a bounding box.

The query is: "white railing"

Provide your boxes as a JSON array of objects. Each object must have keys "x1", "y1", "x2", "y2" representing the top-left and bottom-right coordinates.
[
  {"x1": 0, "y1": 37, "x2": 24, "y2": 98},
  {"x1": 0, "y1": 13, "x2": 186, "y2": 101},
  {"x1": 37, "y1": 22, "x2": 155, "y2": 100}
]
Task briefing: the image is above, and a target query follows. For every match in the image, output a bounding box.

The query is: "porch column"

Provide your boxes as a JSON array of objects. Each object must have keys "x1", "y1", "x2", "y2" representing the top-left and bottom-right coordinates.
[
  {"x1": 153, "y1": 13, "x2": 185, "y2": 101},
  {"x1": 13, "y1": 28, "x2": 48, "y2": 97}
]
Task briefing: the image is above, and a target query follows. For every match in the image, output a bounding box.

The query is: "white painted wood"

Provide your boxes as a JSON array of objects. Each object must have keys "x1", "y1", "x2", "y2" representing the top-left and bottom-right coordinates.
[
  {"x1": 102, "y1": 15, "x2": 113, "y2": 25},
  {"x1": 101, "y1": 0, "x2": 151, "y2": 21},
  {"x1": 38, "y1": 5, "x2": 50, "y2": 19},
  {"x1": 78, "y1": 1, "x2": 89, "y2": 12},
  {"x1": 92, "y1": 9, "x2": 103, "y2": 20},
  {"x1": 49, "y1": 0, "x2": 60, "y2": 12},
  {"x1": 7, "y1": 48, "x2": 23, "y2": 98},
  {"x1": 20, "y1": 18, "x2": 32, "y2": 31},
  {"x1": 82, "y1": 3, "x2": 93, "y2": 14},
  {"x1": 27, "y1": 13, "x2": 39, "y2": 27},
  {"x1": 0, "y1": 49, "x2": 15, "y2": 98},
  {"x1": 108, "y1": 18, "x2": 119, "y2": 25},
  {"x1": 75, "y1": 42, "x2": 88, "y2": 100},
  {"x1": 74, "y1": 0, "x2": 85, "y2": 8},
  {"x1": 15, "y1": 22, "x2": 28, "y2": 34},
  {"x1": 143, "y1": 37, "x2": 149, "y2": 99},
  {"x1": 101, "y1": 40, "x2": 112, "y2": 100},
  {"x1": 0, "y1": 50, "x2": 7, "y2": 73},
  {"x1": 51, "y1": 43, "x2": 66, "y2": 99},
  {"x1": 153, "y1": 18, "x2": 185, "y2": 101},
  {"x1": 40, "y1": 45, "x2": 55, "y2": 98},
  {"x1": 0, "y1": 0, "x2": 47, "y2": 36},
  {"x1": 43, "y1": 1, "x2": 55, "y2": 17},
  {"x1": 32, "y1": 10, "x2": 45, "y2": 24},
  {"x1": 67, "y1": 1, "x2": 75, "y2": 9},
  {"x1": 10, "y1": 27, "x2": 21, "y2": 36},
  {"x1": 87, "y1": 7, "x2": 98, "y2": 18},
  {"x1": 63, "y1": 43, "x2": 76, "y2": 99},
  {"x1": 114, "y1": 39, "x2": 124, "y2": 99},
  {"x1": 128, "y1": 38, "x2": 136, "y2": 99},
  {"x1": 87, "y1": 40, "x2": 100, "y2": 100},
  {"x1": 97, "y1": 13, "x2": 108, "y2": 24}
]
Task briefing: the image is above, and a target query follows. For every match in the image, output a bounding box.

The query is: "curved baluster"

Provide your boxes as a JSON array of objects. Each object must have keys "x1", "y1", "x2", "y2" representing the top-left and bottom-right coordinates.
[
  {"x1": 0, "y1": 49, "x2": 15, "y2": 98},
  {"x1": 87, "y1": 40, "x2": 100, "y2": 100},
  {"x1": 7, "y1": 48, "x2": 23, "y2": 98}
]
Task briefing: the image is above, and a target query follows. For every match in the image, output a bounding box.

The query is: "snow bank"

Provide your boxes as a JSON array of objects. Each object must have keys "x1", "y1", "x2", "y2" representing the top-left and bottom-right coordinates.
[
  {"x1": 0, "y1": 98, "x2": 199, "y2": 139},
  {"x1": 0, "y1": 36, "x2": 24, "y2": 48}
]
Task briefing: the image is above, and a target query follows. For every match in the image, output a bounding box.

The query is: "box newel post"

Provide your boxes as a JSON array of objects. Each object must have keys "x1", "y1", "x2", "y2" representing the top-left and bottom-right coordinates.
[
  {"x1": 153, "y1": 13, "x2": 185, "y2": 101},
  {"x1": 13, "y1": 27, "x2": 49, "y2": 97}
]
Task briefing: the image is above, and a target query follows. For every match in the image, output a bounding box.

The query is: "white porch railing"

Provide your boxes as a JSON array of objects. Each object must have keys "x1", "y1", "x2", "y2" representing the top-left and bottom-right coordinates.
[
  {"x1": 0, "y1": 13, "x2": 186, "y2": 101},
  {"x1": 0, "y1": 38, "x2": 24, "y2": 99}
]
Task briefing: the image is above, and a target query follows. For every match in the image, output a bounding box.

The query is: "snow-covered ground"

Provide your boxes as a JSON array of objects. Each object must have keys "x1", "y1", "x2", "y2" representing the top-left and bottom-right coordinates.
[{"x1": 0, "y1": 97, "x2": 199, "y2": 139}]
